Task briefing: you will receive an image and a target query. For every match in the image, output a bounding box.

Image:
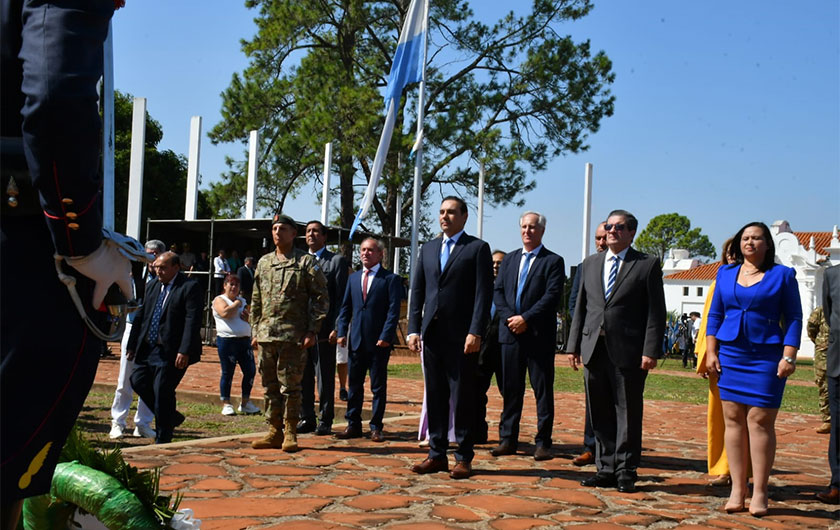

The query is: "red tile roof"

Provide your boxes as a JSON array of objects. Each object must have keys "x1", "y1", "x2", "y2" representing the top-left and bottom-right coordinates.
[
  {"x1": 664, "y1": 262, "x2": 721, "y2": 281},
  {"x1": 795, "y1": 232, "x2": 832, "y2": 255}
]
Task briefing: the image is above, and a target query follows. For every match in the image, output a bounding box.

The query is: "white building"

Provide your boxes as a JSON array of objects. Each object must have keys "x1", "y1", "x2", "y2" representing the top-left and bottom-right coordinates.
[{"x1": 662, "y1": 221, "x2": 840, "y2": 359}]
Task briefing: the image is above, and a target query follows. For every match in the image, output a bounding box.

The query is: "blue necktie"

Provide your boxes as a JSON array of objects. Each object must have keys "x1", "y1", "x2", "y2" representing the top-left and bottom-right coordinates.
[
  {"x1": 605, "y1": 256, "x2": 619, "y2": 300},
  {"x1": 147, "y1": 284, "x2": 167, "y2": 343},
  {"x1": 515, "y1": 252, "x2": 534, "y2": 313},
  {"x1": 440, "y1": 238, "x2": 453, "y2": 271}
]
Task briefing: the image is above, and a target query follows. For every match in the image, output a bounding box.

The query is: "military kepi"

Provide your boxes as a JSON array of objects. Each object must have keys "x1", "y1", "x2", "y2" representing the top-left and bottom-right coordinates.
[{"x1": 272, "y1": 212, "x2": 296, "y2": 227}]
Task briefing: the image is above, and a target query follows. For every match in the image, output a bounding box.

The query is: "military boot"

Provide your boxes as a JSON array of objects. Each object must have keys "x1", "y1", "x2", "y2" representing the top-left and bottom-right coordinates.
[
  {"x1": 251, "y1": 424, "x2": 284, "y2": 449},
  {"x1": 282, "y1": 420, "x2": 299, "y2": 452}
]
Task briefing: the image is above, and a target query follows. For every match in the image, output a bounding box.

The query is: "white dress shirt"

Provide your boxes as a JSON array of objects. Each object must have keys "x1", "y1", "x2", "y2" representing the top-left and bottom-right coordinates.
[{"x1": 602, "y1": 246, "x2": 629, "y2": 293}]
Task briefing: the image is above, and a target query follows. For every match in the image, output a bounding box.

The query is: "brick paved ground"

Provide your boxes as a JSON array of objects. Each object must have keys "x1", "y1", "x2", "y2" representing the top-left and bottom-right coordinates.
[{"x1": 93, "y1": 346, "x2": 837, "y2": 529}]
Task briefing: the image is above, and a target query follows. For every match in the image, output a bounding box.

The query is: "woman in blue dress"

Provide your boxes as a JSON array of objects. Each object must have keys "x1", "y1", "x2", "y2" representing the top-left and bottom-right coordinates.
[{"x1": 705, "y1": 222, "x2": 802, "y2": 517}]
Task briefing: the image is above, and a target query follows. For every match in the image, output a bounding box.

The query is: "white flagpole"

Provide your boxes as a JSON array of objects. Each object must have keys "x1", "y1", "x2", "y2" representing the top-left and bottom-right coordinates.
[
  {"x1": 321, "y1": 142, "x2": 332, "y2": 224},
  {"x1": 581, "y1": 163, "x2": 593, "y2": 261},
  {"x1": 185, "y1": 116, "x2": 202, "y2": 220},
  {"x1": 409, "y1": 0, "x2": 430, "y2": 305},
  {"x1": 477, "y1": 159, "x2": 485, "y2": 239},
  {"x1": 245, "y1": 130, "x2": 259, "y2": 219}
]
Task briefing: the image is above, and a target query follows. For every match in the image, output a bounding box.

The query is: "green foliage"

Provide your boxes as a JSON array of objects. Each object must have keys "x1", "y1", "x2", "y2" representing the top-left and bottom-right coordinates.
[
  {"x1": 208, "y1": 0, "x2": 615, "y2": 238},
  {"x1": 635, "y1": 213, "x2": 716, "y2": 262},
  {"x1": 59, "y1": 427, "x2": 181, "y2": 527},
  {"x1": 110, "y1": 90, "x2": 212, "y2": 239}
]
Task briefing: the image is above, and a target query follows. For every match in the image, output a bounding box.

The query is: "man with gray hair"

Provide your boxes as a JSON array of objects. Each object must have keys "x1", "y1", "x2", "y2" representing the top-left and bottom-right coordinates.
[
  {"x1": 108, "y1": 239, "x2": 165, "y2": 439},
  {"x1": 335, "y1": 237, "x2": 402, "y2": 441},
  {"x1": 491, "y1": 212, "x2": 565, "y2": 461}
]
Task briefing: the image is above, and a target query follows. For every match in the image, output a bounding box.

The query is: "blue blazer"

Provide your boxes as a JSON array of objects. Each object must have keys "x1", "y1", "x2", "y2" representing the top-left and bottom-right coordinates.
[
  {"x1": 706, "y1": 263, "x2": 802, "y2": 347},
  {"x1": 494, "y1": 247, "x2": 565, "y2": 349},
  {"x1": 336, "y1": 266, "x2": 402, "y2": 353}
]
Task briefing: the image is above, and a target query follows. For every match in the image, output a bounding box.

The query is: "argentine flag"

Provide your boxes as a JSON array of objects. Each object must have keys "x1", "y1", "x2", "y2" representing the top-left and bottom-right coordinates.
[{"x1": 349, "y1": 0, "x2": 428, "y2": 238}]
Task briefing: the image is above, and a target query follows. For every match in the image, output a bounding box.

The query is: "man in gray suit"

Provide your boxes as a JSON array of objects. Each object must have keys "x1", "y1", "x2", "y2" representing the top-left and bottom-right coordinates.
[
  {"x1": 818, "y1": 264, "x2": 840, "y2": 504},
  {"x1": 299, "y1": 220, "x2": 350, "y2": 436},
  {"x1": 566, "y1": 209, "x2": 666, "y2": 493}
]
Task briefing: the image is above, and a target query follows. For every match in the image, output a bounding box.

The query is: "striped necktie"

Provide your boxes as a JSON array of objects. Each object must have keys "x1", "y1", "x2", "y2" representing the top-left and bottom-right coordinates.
[{"x1": 605, "y1": 256, "x2": 619, "y2": 300}]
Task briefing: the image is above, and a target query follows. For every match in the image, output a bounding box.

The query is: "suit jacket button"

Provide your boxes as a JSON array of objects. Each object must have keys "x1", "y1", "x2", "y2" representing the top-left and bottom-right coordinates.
[{"x1": 68, "y1": 222, "x2": 80, "y2": 230}]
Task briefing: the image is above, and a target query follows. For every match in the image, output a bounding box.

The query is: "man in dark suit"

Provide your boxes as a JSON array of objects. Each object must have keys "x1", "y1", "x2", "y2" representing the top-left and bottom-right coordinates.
[
  {"x1": 408, "y1": 196, "x2": 493, "y2": 479},
  {"x1": 335, "y1": 237, "x2": 402, "y2": 442},
  {"x1": 475, "y1": 249, "x2": 506, "y2": 445},
  {"x1": 299, "y1": 220, "x2": 350, "y2": 436},
  {"x1": 128, "y1": 252, "x2": 204, "y2": 444},
  {"x1": 568, "y1": 221, "x2": 607, "y2": 466},
  {"x1": 566, "y1": 209, "x2": 666, "y2": 493},
  {"x1": 492, "y1": 212, "x2": 565, "y2": 461},
  {"x1": 818, "y1": 264, "x2": 840, "y2": 504},
  {"x1": 237, "y1": 256, "x2": 256, "y2": 304}
]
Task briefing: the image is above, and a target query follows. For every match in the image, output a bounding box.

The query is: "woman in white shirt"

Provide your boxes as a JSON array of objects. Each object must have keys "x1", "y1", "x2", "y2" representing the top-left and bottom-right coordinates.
[{"x1": 212, "y1": 274, "x2": 259, "y2": 416}]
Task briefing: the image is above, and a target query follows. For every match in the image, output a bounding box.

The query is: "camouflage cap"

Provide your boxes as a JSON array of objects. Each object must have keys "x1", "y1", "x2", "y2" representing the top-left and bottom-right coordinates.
[{"x1": 272, "y1": 212, "x2": 297, "y2": 228}]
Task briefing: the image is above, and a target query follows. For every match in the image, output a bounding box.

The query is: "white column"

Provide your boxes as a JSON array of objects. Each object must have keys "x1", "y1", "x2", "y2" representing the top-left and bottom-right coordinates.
[
  {"x1": 125, "y1": 97, "x2": 146, "y2": 239},
  {"x1": 101, "y1": 21, "x2": 115, "y2": 231},
  {"x1": 185, "y1": 116, "x2": 202, "y2": 221},
  {"x1": 581, "y1": 163, "x2": 593, "y2": 261},
  {"x1": 477, "y1": 159, "x2": 485, "y2": 240},
  {"x1": 245, "y1": 130, "x2": 259, "y2": 219},
  {"x1": 321, "y1": 142, "x2": 332, "y2": 224},
  {"x1": 394, "y1": 191, "x2": 403, "y2": 275}
]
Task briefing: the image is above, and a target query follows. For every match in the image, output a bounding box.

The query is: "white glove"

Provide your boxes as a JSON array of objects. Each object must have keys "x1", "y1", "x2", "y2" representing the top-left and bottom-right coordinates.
[{"x1": 66, "y1": 238, "x2": 133, "y2": 310}]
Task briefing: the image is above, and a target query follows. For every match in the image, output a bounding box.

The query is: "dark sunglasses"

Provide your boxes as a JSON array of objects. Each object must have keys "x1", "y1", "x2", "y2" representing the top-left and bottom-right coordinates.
[{"x1": 604, "y1": 223, "x2": 626, "y2": 231}]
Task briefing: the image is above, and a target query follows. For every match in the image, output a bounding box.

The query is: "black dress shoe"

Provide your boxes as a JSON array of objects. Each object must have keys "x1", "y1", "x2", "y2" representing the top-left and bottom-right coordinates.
[
  {"x1": 490, "y1": 440, "x2": 517, "y2": 457},
  {"x1": 173, "y1": 411, "x2": 185, "y2": 428},
  {"x1": 370, "y1": 429, "x2": 385, "y2": 442},
  {"x1": 580, "y1": 473, "x2": 616, "y2": 488},
  {"x1": 339, "y1": 388, "x2": 348, "y2": 401},
  {"x1": 297, "y1": 419, "x2": 316, "y2": 434},
  {"x1": 617, "y1": 477, "x2": 637, "y2": 493},
  {"x1": 315, "y1": 422, "x2": 331, "y2": 436},
  {"x1": 335, "y1": 425, "x2": 363, "y2": 439},
  {"x1": 533, "y1": 446, "x2": 553, "y2": 461}
]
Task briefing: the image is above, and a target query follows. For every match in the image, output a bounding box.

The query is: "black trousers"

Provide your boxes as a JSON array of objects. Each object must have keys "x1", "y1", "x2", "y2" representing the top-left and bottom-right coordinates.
[
  {"x1": 584, "y1": 337, "x2": 647, "y2": 478},
  {"x1": 301, "y1": 339, "x2": 336, "y2": 425},
  {"x1": 130, "y1": 349, "x2": 187, "y2": 443},
  {"x1": 829, "y1": 375, "x2": 839, "y2": 488},
  {"x1": 345, "y1": 345, "x2": 390, "y2": 430},
  {"x1": 1, "y1": 217, "x2": 101, "y2": 499},
  {"x1": 498, "y1": 341, "x2": 555, "y2": 448},
  {"x1": 422, "y1": 330, "x2": 478, "y2": 463},
  {"x1": 476, "y1": 342, "x2": 502, "y2": 441}
]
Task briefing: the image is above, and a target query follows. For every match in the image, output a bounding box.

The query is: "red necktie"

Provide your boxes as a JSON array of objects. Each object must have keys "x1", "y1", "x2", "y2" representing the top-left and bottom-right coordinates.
[{"x1": 362, "y1": 269, "x2": 370, "y2": 302}]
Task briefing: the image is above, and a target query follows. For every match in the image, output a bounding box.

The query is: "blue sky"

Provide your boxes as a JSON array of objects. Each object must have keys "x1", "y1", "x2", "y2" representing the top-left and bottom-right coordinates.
[{"x1": 112, "y1": 0, "x2": 839, "y2": 266}]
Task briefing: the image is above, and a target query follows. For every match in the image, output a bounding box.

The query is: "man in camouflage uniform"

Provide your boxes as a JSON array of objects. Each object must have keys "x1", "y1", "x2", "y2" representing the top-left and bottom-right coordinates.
[
  {"x1": 809, "y1": 306, "x2": 831, "y2": 434},
  {"x1": 250, "y1": 213, "x2": 329, "y2": 452}
]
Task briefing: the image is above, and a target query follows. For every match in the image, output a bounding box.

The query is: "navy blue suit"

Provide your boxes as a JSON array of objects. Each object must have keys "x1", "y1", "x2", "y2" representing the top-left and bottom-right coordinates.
[
  {"x1": 1, "y1": 0, "x2": 114, "y2": 500},
  {"x1": 494, "y1": 247, "x2": 565, "y2": 448},
  {"x1": 408, "y1": 232, "x2": 493, "y2": 463},
  {"x1": 301, "y1": 248, "x2": 350, "y2": 428},
  {"x1": 336, "y1": 266, "x2": 402, "y2": 430},
  {"x1": 128, "y1": 272, "x2": 203, "y2": 443},
  {"x1": 823, "y1": 264, "x2": 840, "y2": 490}
]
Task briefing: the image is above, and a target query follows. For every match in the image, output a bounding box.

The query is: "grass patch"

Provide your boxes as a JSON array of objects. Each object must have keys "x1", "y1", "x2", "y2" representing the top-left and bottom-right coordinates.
[
  {"x1": 388, "y1": 362, "x2": 820, "y2": 416},
  {"x1": 77, "y1": 391, "x2": 267, "y2": 451}
]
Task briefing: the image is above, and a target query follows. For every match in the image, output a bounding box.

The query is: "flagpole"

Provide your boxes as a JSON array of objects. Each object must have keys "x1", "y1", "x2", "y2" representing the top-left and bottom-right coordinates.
[{"x1": 409, "y1": 0, "x2": 430, "y2": 306}]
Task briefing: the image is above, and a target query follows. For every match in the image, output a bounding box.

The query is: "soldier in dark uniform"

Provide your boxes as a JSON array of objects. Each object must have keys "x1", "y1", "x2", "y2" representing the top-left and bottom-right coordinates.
[{"x1": 1, "y1": 1, "x2": 126, "y2": 527}]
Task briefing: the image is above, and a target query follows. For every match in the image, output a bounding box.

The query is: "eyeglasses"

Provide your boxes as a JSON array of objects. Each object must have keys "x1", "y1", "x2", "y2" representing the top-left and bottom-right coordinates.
[{"x1": 604, "y1": 223, "x2": 626, "y2": 231}]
